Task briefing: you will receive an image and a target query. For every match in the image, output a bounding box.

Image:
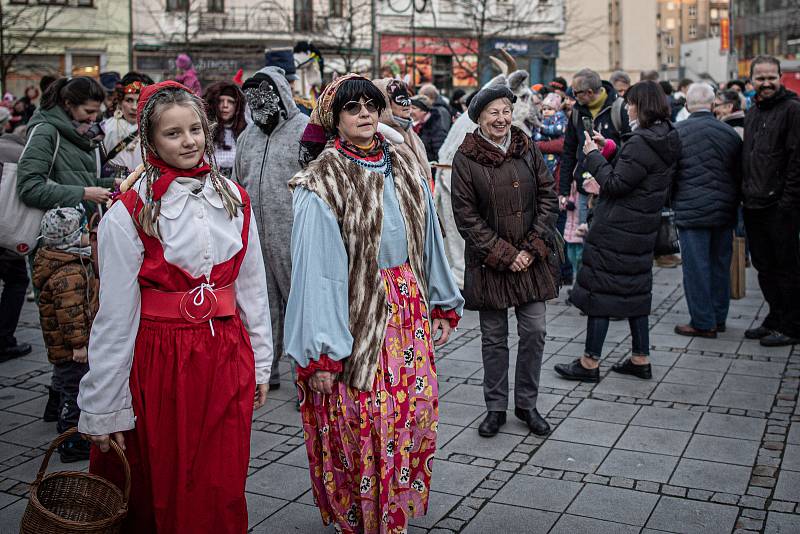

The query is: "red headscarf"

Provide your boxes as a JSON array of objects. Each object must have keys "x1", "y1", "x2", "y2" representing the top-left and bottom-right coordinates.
[{"x1": 137, "y1": 80, "x2": 211, "y2": 201}]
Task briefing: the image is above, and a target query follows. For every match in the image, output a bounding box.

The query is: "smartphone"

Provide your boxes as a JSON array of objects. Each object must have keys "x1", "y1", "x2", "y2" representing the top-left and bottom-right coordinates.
[{"x1": 582, "y1": 117, "x2": 594, "y2": 136}]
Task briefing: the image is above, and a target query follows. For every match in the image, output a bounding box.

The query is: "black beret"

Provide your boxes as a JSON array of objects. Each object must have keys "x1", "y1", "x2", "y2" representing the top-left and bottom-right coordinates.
[{"x1": 467, "y1": 85, "x2": 516, "y2": 123}]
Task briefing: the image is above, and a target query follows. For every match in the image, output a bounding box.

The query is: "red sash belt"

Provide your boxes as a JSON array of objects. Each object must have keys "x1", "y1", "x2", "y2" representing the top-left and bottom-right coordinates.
[{"x1": 140, "y1": 283, "x2": 236, "y2": 323}]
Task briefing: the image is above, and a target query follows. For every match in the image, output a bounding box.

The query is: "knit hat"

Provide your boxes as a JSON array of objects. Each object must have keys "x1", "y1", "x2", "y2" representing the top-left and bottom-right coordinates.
[
  {"x1": 410, "y1": 95, "x2": 432, "y2": 113},
  {"x1": 40, "y1": 207, "x2": 85, "y2": 250},
  {"x1": 549, "y1": 77, "x2": 568, "y2": 92},
  {"x1": 467, "y1": 84, "x2": 516, "y2": 123},
  {"x1": 99, "y1": 71, "x2": 121, "y2": 94},
  {"x1": 175, "y1": 53, "x2": 193, "y2": 71},
  {"x1": 0, "y1": 107, "x2": 10, "y2": 127},
  {"x1": 542, "y1": 92, "x2": 563, "y2": 109},
  {"x1": 264, "y1": 49, "x2": 298, "y2": 81}
]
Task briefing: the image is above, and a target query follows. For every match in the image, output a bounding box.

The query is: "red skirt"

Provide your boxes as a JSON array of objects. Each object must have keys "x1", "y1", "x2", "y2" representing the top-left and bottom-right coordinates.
[{"x1": 89, "y1": 315, "x2": 255, "y2": 534}]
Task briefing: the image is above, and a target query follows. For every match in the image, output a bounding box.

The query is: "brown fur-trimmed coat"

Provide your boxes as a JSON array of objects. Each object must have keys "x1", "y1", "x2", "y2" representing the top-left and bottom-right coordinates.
[
  {"x1": 289, "y1": 143, "x2": 428, "y2": 391},
  {"x1": 452, "y1": 126, "x2": 560, "y2": 310},
  {"x1": 32, "y1": 248, "x2": 98, "y2": 364}
]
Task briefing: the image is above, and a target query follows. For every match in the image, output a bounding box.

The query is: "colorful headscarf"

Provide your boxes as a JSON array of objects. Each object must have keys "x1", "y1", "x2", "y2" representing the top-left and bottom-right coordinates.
[{"x1": 299, "y1": 73, "x2": 368, "y2": 166}]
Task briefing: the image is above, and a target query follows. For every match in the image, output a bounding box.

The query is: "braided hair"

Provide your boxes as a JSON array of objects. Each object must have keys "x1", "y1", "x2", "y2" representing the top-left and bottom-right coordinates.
[{"x1": 137, "y1": 86, "x2": 243, "y2": 239}]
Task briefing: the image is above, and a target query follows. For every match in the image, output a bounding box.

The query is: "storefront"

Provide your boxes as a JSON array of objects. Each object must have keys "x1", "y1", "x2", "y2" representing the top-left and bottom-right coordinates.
[
  {"x1": 482, "y1": 38, "x2": 559, "y2": 86},
  {"x1": 379, "y1": 35, "x2": 479, "y2": 92},
  {"x1": 133, "y1": 43, "x2": 267, "y2": 87}
]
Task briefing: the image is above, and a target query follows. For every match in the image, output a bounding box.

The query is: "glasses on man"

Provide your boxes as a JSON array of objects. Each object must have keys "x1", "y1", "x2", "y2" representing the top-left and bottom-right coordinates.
[{"x1": 342, "y1": 100, "x2": 379, "y2": 115}]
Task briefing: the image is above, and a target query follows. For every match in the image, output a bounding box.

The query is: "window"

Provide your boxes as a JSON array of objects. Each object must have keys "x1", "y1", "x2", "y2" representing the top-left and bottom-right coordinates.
[
  {"x1": 689, "y1": 23, "x2": 697, "y2": 38},
  {"x1": 667, "y1": 2, "x2": 674, "y2": 10},
  {"x1": 75, "y1": 0, "x2": 94, "y2": 5},
  {"x1": 166, "y1": 0, "x2": 189, "y2": 11},
  {"x1": 329, "y1": 0, "x2": 343, "y2": 17},
  {"x1": 665, "y1": 18, "x2": 675, "y2": 30},
  {"x1": 294, "y1": 0, "x2": 313, "y2": 31},
  {"x1": 71, "y1": 54, "x2": 100, "y2": 78},
  {"x1": 710, "y1": 8, "x2": 718, "y2": 19},
  {"x1": 667, "y1": 54, "x2": 675, "y2": 65},
  {"x1": 207, "y1": 0, "x2": 224, "y2": 12},
  {"x1": 688, "y1": 5, "x2": 697, "y2": 18},
  {"x1": 665, "y1": 34, "x2": 675, "y2": 48}
]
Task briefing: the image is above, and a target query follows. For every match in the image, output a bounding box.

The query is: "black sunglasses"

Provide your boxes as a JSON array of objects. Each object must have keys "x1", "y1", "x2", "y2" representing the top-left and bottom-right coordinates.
[{"x1": 342, "y1": 100, "x2": 379, "y2": 115}]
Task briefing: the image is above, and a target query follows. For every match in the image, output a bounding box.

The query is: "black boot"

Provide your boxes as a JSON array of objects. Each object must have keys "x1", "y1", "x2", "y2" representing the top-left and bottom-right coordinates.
[
  {"x1": 478, "y1": 411, "x2": 506, "y2": 437},
  {"x1": 745, "y1": 325, "x2": 772, "y2": 339},
  {"x1": 514, "y1": 407, "x2": 550, "y2": 436},
  {"x1": 611, "y1": 358, "x2": 652, "y2": 379},
  {"x1": 59, "y1": 436, "x2": 90, "y2": 463},
  {"x1": 43, "y1": 386, "x2": 60, "y2": 423},
  {"x1": 0, "y1": 342, "x2": 32, "y2": 362},
  {"x1": 554, "y1": 358, "x2": 600, "y2": 383}
]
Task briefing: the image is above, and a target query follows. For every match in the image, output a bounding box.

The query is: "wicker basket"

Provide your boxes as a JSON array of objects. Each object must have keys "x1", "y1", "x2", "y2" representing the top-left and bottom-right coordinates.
[{"x1": 19, "y1": 428, "x2": 130, "y2": 534}]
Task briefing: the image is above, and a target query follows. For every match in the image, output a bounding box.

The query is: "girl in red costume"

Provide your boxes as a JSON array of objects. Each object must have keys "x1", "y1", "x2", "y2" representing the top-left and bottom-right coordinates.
[{"x1": 77, "y1": 81, "x2": 273, "y2": 533}]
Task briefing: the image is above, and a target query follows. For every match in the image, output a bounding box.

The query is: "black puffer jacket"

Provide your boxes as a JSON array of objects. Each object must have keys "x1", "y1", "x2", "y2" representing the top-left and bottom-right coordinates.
[
  {"x1": 417, "y1": 107, "x2": 449, "y2": 163},
  {"x1": 570, "y1": 122, "x2": 681, "y2": 318},
  {"x1": 560, "y1": 80, "x2": 630, "y2": 196},
  {"x1": 673, "y1": 111, "x2": 742, "y2": 228},
  {"x1": 742, "y1": 87, "x2": 800, "y2": 210}
]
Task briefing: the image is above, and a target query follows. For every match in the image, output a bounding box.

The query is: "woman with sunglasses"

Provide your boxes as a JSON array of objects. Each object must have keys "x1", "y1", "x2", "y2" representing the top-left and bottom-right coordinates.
[{"x1": 287, "y1": 74, "x2": 463, "y2": 534}]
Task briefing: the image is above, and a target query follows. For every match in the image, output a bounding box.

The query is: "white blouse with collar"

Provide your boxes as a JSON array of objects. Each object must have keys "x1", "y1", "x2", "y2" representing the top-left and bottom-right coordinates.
[{"x1": 77, "y1": 176, "x2": 273, "y2": 436}]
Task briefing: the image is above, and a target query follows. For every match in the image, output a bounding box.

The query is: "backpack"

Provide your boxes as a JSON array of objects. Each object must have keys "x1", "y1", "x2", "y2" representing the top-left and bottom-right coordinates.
[
  {"x1": 0, "y1": 124, "x2": 60, "y2": 255},
  {"x1": 572, "y1": 98, "x2": 625, "y2": 134}
]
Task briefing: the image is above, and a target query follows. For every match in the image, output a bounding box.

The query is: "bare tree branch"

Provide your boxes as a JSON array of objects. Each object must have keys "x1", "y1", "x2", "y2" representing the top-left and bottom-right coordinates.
[{"x1": 1, "y1": 3, "x2": 66, "y2": 90}]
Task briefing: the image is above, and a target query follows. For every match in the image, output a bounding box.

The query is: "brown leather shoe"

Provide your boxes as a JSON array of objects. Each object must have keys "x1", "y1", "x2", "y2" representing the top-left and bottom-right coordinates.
[
  {"x1": 674, "y1": 324, "x2": 717, "y2": 338},
  {"x1": 655, "y1": 254, "x2": 682, "y2": 268}
]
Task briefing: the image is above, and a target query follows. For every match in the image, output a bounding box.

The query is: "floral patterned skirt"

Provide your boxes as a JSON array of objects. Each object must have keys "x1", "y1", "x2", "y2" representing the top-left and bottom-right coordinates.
[{"x1": 297, "y1": 262, "x2": 439, "y2": 534}]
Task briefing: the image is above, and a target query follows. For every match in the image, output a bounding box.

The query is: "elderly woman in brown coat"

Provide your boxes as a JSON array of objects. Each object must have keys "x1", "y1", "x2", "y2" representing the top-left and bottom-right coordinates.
[{"x1": 452, "y1": 84, "x2": 560, "y2": 438}]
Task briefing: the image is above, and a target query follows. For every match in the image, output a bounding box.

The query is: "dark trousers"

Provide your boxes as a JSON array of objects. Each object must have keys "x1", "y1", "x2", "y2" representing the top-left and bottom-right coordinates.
[
  {"x1": 585, "y1": 316, "x2": 650, "y2": 360},
  {"x1": 479, "y1": 301, "x2": 546, "y2": 412},
  {"x1": 0, "y1": 256, "x2": 29, "y2": 349},
  {"x1": 678, "y1": 227, "x2": 733, "y2": 330},
  {"x1": 743, "y1": 207, "x2": 800, "y2": 338},
  {"x1": 556, "y1": 210, "x2": 573, "y2": 282},
  {"x1": 52, "y1": 360, "x2": 89, "y2": 433}
]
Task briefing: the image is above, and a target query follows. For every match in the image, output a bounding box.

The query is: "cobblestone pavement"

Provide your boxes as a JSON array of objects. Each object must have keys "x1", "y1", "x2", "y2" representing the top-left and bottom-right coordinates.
[{"x1": 0, "y1": 266, "x2": 798, "y2": 533}]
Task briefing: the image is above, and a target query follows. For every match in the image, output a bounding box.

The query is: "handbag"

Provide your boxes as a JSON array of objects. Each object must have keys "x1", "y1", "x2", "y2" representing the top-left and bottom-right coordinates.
[
  {"x1": 654, "y1": 208, "x2": 680, "y2": 256},
  {"x1": 0, "y1": 124, "x2": 60, "y2": 255}
]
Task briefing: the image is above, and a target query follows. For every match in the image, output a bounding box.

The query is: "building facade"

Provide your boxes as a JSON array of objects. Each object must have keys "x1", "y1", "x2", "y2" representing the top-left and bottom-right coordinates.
[
  {"x1": 376, "y1": 0, "x2": 564, "y2": 91},
  {"x1": 132, "y1": 0, "x2": 372, "y2": 86},
  {"x1": 731, "y1": 0, "x2": 800, "y2": 86},
  {"x1": 1, "y1": 0, "x2": 131, "y2": 95}
]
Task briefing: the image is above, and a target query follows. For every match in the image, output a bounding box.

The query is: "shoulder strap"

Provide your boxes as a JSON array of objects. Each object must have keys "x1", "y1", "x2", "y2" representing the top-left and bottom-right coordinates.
[
  {"x1": 20, "y1": 124, "x2": 60, "y2": 179},
  {"x1": 611, "y1": 99, "x2": 624, "y2": 133},
  {"x1": 103, "y1": 129, "x2": 138, "y2": 164}
]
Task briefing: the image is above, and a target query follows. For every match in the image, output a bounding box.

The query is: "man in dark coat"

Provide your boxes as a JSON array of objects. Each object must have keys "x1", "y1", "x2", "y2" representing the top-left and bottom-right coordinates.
[
  {"x1": 411, "y1": 95, "x2": 449, "y2": 164},
  {"x1": 673, "y1": 83, "x2": 742, "y2": 338},
  {"x1": 741, "y1": 56, "x2": 800, "y2": 347}
]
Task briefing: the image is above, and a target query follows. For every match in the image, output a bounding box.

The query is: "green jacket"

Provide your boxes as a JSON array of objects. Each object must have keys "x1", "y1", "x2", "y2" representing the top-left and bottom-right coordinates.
[{"x1": 16, "y1": 106, "x2": 114, "y2": 214}]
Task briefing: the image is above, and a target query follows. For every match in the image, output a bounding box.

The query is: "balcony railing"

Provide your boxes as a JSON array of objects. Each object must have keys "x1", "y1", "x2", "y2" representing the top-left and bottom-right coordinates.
[{"x1": 197, "y1": 7, "x2": 291, "y2": 34}]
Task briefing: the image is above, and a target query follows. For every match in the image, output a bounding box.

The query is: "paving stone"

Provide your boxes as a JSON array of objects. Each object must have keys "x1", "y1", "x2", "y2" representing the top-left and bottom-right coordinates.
[
  {"x1": 549, "y1": 418, "x2": 626, "y2": 447},
  {"x1": 728, "y1": 360, "x2": 786, "y2": 378},
  {"x1": 597, "y1": 449, "x2": 678, "y2": 483},
  {"x1": 651, "y1": 382, "x2": 714, "y2": 405},
  {"x1": 720, "y1": 374, "x2": 781, "y2": 396},
  {"x1": 461, "y1": 502, "x2": 558, "y2": 534},
  {"x1": 687, "y1": 489, "x2": 713, "y2": 501},
  {"x1": 569, "y1": 399, "x2": 640, "y2": 424},
  {"x1": 0, "y1": 498, "x2": 26, "y2": 533},
  {"x1": 529, "y1": 440, "x2": 609, "y2": 474},
  {"x1": 662, "y1": 485, "x2": 687, "y2": 497},
  {"x1": 593, "y1": 377, "x2": 657, "y2": 399},
  {"x1": 739, "y1": 495, "x2": 767, "y2": 509},
  {"x1": 674, "y1": 354, "x2": 731, "y2": 372},
  {"x1": 630, "y1": 406, "x2": 701, "y2": 432},
  {"x1": 684, "y1": 434, "x2": 760, "y2": 466},
  {"x1": 763, "y1": 512, "x2": 800, "y2": 534},
  {"x1": 442, "y1": 429, "x2": 523, "y2": 461},
  {"x1": 567, "y1": 484, "x2": 659, "y2": 526},
  {"x1": 773, "y1": 470, "x2": 800, "y2": 503},
  {"x1": 695, "y1": 412, "x2": 767, "y2": 441},
  {"x1": 710, "y1": 389, "x2": 775, "y2": 413},
  {"x1": 636, "y1": 480, "x2": 660, "y2": 493},
  {"x1": 245, "y1": 492, "x2": 288, "y2": 530},
  {"x1": 250, "y1": 502, "x2": 332, "y2": 533},
  {"x1": 768, "y1": 501, "x2": 795, "y2": 513},
  {"x1": 669, "y1": 458, "x2": 751, "y2": 495},
  {"x1": 787, "y1": 423, "x2": 800, "y2": 445},
  {"x1": 663, "y1": 366, "x2": 724, "y2": 387},
  {"x1": 0, "y1": 387, "x2": 41, "y2": 410},
  {"x1": 440, "y1": 384, "x2": 485, "y2": 406},
  {"x1": 492, "y1": 474, "x2": 582, "y2": 512},
  {"x1": 616, "y1": 426, "x2": 691, "y2": 456},
  {"x1": 246, "y1": 463, "x2": 311, "y2": 500},
  {"x1": 780, "y1": 444, "x2": 800, "y2": 471},
  {"x1": 438, "y1": 402, "x2": 487, "y2": 427},
  {"x1": 430, "y1": 461, "x2": 491, "y2": 497},
  {"x1": 646, "y1": 496, "x2": 739, "y2": 534},
  {"x1": 550, "y1": 514, "x2": 640, "y2": 534}
]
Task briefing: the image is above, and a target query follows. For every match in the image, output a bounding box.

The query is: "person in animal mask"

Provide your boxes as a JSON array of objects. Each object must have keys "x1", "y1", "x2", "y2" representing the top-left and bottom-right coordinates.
[{"x1": 234, "y1": 67, "x2": 310, "y2": 392}]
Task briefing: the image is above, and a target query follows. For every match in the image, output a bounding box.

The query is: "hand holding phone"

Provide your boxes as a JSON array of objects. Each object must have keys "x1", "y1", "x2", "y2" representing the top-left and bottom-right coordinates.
[{"x1": 582, "y1": 117, "x2": 593, "y2": 136}]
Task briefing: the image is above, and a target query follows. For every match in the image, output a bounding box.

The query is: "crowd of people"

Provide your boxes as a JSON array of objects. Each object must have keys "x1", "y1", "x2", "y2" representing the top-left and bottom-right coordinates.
[{"x1": 0, "y1": 51, "x2": 797, "y2": 534}]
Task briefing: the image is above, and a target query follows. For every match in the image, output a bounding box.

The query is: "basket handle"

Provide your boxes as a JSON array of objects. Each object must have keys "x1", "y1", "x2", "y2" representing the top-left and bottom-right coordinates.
[{"x1": 35, "y1": 427, "x2": 132, "y2": 507}]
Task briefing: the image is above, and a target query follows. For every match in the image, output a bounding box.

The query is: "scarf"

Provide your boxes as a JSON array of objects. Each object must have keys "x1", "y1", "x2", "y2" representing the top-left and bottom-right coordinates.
[
  {"x1": 335, "y1": 135, "x2": 385, "y2": 162},
  {"x1": 392, "y1": 114, "x2": 412, "y2": 131},
  {"x1": 588, "y1": 87, "x2": 607, "y2": 118},
  {"x1": 148, "y1": 153, "x2": 211, "y2": 201}
]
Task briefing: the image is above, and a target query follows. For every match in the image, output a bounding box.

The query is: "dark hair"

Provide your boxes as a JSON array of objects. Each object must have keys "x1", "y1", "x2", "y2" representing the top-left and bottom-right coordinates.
[
  {"x1": 726, "y1": 79, "x2": 745, "y2": 92},
  {"x1": 331, "y1": 78, "x2": 386, "y2": 129},
  {"x1": 40, "y1": 76, "x2": 105, "y2": 111},
  {"x1": 120, "y1": 71, "x2": 155, "y2": 87},
  {"x1": 659, "y1": 80, "x2": 674, "y2": 96},
  {"x1": 625, "y1": 81, "x2": 670, "y2": 129},
  {"x1": 750, "y1": 55, "x2": 781, "y2": 78},
  {"x1": 678, "y1": 78, "x2": 694, "y2": 90},
  {"x1": 39, "y1": 75, "x2": 57, "y2": 94},
  {"x1": 203, "y1": 81, "x2": 248, "y2": 148},
  {"x1": 718, "y1": 89, "x2": 742, "y2": 112}
]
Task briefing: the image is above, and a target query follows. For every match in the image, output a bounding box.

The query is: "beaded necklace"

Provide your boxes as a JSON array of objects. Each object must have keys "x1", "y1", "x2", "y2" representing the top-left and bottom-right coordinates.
[{"x1": 335, "y1": 139, "x2": 393, "y2": 177}]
